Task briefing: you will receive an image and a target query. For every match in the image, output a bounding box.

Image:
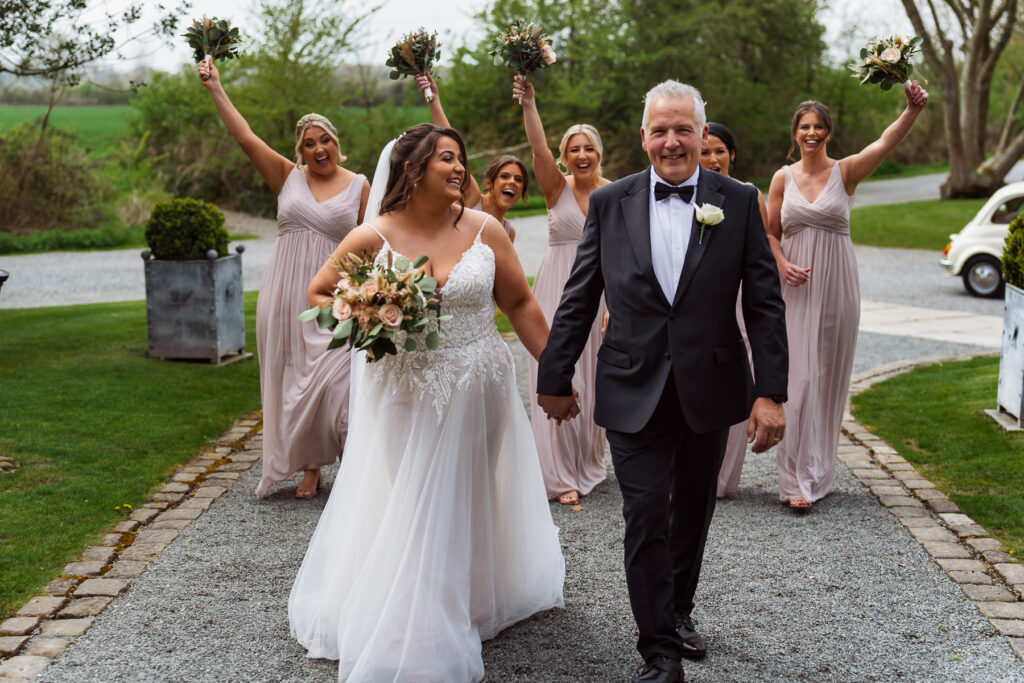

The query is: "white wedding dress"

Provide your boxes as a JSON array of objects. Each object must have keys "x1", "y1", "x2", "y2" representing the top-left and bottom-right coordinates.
[{"x1": 288, "y1": 218, "x2": 565, "y2": 682}]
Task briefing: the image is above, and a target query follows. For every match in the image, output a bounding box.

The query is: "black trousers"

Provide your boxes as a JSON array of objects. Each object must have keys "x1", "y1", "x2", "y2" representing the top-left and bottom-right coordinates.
[{"x1": 606, "y1": 374, "x2": 729, "y2": 661}]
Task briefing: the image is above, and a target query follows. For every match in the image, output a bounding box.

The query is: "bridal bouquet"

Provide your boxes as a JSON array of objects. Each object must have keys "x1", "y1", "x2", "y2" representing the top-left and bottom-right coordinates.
[
  {"x1": 850, "y1": 35, "x2": 922, "y2": 91},
  {"x1": 299, "y1": 250, "x2": 450, "y2": 362},
  {"x1": 491, "y1": 20, "x2": 557, "y2": 103},
  {"x1": 184, "y1": 16, "x2": 242, "y2": 80},
  {"x1": 387, "y1": 29, "x2": 441, "y2": 102}
]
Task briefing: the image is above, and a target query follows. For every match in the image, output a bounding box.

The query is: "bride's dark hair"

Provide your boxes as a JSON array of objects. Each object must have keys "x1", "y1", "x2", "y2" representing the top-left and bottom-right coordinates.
[{"x1": 379, "y1": 124, "x2": 469, "y2": 226}]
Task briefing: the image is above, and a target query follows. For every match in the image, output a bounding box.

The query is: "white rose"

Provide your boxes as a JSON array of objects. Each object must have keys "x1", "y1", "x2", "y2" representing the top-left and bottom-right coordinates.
[
  {"x1": 378, "y1": 303, "x2": 403, "y2": 331},
  {"x1": 880, "y1": 47, "x2": 901, "y2": 63},
  {"x1": 694, "y1": 203, "x2": 725, "y2": 225},
  {"x1": 332, "y1": 298, "x2": 352, "y2": 322},
  {"x1": 540, "y1": 43, "x2": 557, "y2": 65}
]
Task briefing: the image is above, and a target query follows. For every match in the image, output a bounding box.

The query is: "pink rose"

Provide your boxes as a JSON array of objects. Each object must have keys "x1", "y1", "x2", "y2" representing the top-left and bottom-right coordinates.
[
  {"x1": 880, "y1": 47, "x2": 901, "y2": 63},
  {"x1": 332, "y1": 298, "x2": 352, "y2": 322},
  {"x1": 360, "y1": 279, "x2": 379, "y2": 298},
  {"x1": 378, "y1": 303, "x2": 403, "y2": 331},
  {"x1": 540, "y1": 42, "x2": 557, "y2": 65}
]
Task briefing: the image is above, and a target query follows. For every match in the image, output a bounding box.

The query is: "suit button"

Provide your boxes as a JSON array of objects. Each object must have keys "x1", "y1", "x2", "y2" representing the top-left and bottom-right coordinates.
[
  {"x1": 669, "y1": 312, "x2": 676, "y2": 320},
  {"x1": 664, "y1": 352, "x2": 671, "y2": 360}
]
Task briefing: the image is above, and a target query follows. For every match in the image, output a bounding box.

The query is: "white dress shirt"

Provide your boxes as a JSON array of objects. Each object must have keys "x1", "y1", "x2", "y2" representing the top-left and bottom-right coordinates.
[{"x1": 649, "y1": 166, "x2": 700, "y2": 303}]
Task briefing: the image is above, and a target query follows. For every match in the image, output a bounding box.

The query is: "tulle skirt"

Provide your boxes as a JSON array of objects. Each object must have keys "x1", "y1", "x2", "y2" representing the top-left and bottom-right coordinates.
[{"x1": 289, "y1": 346, "x2": 565, "y2": 682}]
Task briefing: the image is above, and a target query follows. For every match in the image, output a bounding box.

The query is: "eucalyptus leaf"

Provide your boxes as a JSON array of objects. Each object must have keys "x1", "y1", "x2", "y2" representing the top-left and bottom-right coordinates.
[
  {"x1": 413, "y1": 254, "x2": 429, "y2": 268},
  {"x1": 317, "y1": 306, "x2": 335, "y2": 329},
  {"x1": 419, "y1": 276, "x2": 437, "y2": 292},
  {"x1": 334, "y1": 318, "x2": 354, "y2": 339},
  {"x1": 425, "y1": 331, "x2": 441, "y2": 349},
  {"x1": 369, "y1": 321, "x2": 384, "y2": 336},
  {"x1": 405, "y1": 338, "x2": 418, "y2": 351},
  {"x1": 298, "y1": 306, "x2": 320, "y2": 322},
  {"x1": 394, "y1": 255, "x2": 411, "y2": 271}
]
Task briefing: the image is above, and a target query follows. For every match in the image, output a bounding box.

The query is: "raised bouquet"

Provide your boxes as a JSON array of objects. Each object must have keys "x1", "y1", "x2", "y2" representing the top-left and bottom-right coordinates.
[
  {"x1": 387, "y1": 29, "x2": 441, "y2": 102},
  {"x1": 184, "y1": 16, "x2": 242, "y2": 80},
  {"x1": 850, "y1": 35, "x2": 922, "y2": 91},
  {"x1": 298, "y1": 250, "x2": 450, "y2": 362},
  {"x1": 491, "y1": 20, "x2": 557, "y2": 103}
]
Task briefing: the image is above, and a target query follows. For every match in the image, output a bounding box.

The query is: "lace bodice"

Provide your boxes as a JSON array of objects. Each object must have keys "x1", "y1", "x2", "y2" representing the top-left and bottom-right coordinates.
[{"x1": 361, "y1": 224, "x2": 514, "y2": 420}]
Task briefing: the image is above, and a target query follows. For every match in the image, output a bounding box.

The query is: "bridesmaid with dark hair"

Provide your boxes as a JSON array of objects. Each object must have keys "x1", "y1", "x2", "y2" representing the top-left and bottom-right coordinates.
[
  {"x1": 416, "y1": 74, "x2": 529, "y2": 242},
  {"x1": 698, "y1": 122, "x2": 768, "y2": 499},
  {"x1": 767, "y1": 81, "x2": 928, "y2": 510}
]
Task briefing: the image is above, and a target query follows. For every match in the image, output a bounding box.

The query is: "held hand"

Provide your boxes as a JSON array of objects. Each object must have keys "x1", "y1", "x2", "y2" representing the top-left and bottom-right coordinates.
[
  {"x1": 198, "y1": 61, "x2": 220, "y2": 89},
  {"x1": 512, "y1": 75, "x2": 534, "y2": 105},
  {"x1": 747, "y1": 396, "x2": 786, "y2": 453},
  {"x1": 904, "y1": 80, "x2": 929, "y2": 109},
  {"x1": 415, "y1": 73, "x2": 438, "y2": 102},
  {"x1": 779, "y1": 260, "x2": 811, "y2": 287},
  {"x1": 538, "y1": 393, "x2": 580, "y2": 425}
]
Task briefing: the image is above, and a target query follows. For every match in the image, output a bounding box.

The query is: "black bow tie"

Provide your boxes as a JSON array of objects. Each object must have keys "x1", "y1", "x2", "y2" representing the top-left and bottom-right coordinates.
[{"x1": 654, "y1": 182, "x2": 694, "y2": 202}]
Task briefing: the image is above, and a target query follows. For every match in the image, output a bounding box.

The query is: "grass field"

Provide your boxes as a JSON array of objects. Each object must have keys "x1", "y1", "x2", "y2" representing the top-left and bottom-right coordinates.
[
  {"x1": 0, "y1": 293, "x2": 261, "y2": 619},
  {"x1": 852, "y1": 356, "x2": 1024, "y2": 555},
  {"x1": 0, "y1": 105, "x2": 135, "y2": 155},
  {"x1": 850, "y1": 197, "x2": 987, "y2": 250}
]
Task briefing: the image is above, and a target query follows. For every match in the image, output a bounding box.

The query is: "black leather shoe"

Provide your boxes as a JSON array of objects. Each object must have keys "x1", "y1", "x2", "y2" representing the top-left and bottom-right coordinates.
[
  {"x1": 634, "y1": 656, "x2": 684, "y2": 683},
  {"x1": 675, "y1": 613, "x2": 707, "y2": 659}
]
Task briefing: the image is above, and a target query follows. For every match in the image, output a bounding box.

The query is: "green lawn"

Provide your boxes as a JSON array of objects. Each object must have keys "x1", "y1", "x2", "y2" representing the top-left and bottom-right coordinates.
[
  {"x1": 0, "y1": 105, "x2": 135, "y2": 155},
  {"x1": 851, "y1": 356, "x2": 1024, "y2": 554},
  {"x1": 851, "y1": 197, "x2": 987, "y2": 250},
  {"x1": 0, "y1": 293, "x2": 261, "y2": 618}
]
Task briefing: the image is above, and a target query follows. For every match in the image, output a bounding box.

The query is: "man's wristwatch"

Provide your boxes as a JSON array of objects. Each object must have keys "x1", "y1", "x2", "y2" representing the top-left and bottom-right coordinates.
[{"x1": 767, "y1": 395, "x2": 785, "y2": 404}]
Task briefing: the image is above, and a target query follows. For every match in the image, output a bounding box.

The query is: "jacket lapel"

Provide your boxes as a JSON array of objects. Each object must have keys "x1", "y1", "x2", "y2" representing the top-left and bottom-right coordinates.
[
  {"x1": 620, "y1": 168, "x2": 669, "y2": 306},
  {"x1": 672, "y1": 170, "x2": 725, "y2": 308}
]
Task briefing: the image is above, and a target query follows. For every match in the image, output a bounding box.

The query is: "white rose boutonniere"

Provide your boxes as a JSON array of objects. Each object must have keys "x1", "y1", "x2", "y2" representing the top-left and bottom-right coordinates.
[{"x1": 694, "y1": 203, "x2": 725, "y2": 244}]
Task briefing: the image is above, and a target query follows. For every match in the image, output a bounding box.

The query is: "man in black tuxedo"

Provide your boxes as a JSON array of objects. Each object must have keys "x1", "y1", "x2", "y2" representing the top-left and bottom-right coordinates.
[{"x1": 537, "y1": 80, "x2": 788, "y2": 683}]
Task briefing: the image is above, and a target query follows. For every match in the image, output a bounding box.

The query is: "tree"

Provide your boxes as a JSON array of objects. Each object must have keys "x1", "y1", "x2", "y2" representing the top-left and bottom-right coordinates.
[
  {"x1": 900, "y1": 0, "x2": 1024, "y2": 197},
  {"x1": 0, "y1": 1, "x2": 189, "y2": 83},
  {"x1": 444, "y1": 0, "x2": 827, "y2": 181}
]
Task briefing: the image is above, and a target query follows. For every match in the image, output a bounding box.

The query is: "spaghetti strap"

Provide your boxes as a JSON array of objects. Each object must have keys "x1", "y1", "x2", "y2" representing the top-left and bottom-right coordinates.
[
  {"x1": 475, "y1": 213, "x2": 491, "y2": 241},
  {"x1": 364, "y1": 223, "x2": 388, "y2": 243}
]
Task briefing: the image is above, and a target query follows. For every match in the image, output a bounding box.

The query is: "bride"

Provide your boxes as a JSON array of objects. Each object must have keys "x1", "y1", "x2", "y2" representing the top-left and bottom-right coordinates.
[{"x1": 288, "y1": 123, "x2": 567, "y2": 682}]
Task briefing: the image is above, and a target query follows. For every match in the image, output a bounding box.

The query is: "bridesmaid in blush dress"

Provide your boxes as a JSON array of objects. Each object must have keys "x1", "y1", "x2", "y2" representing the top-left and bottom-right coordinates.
[
  {"x1": 199, "y1": 61, "x2": 370, "y2": 499},
  {"x1": 515, "y1": 75, "x2": 611, "y2": 505},
  {"x1": 698, "y1": 123, "x2": 768, "y2": 499},
  {"x1": 766, "y1": 81, "x2": 928, "y2": 510},
  {"x1": 415, "y1": 73, "x2": 527, "y2": 242}
]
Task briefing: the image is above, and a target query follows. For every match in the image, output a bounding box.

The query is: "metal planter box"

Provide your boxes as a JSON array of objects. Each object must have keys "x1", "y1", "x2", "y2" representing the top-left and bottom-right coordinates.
[
  {"x1": 143, "y1": 251, "x2": 246, "y2": 364},
  {"x1": 998, "y1": 282, "x2": 1024, "y2": 425}
]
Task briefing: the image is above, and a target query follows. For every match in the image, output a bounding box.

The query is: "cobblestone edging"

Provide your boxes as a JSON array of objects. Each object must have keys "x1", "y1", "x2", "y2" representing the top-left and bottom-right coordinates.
[
  {"x1": 0, "y1": 414, "x2": 264, "y2": 681},
  {"x1": 842, "y1": 352, "x2": 1024, "y2": 662}
]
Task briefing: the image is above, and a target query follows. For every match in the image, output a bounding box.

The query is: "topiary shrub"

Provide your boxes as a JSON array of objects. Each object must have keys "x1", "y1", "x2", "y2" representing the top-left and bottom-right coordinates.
[
  {"x1": 1002, "y1": 214, "x2": 1024, "y2": 290},
  {"x1": 145, "y1": 197, "x2": 228, "y2": 260}
]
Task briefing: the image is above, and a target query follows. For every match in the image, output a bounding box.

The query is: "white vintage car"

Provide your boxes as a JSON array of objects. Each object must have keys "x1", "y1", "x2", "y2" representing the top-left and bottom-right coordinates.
[{"x1": 941, "y1": 181, "x2": 1024, "y2": 297}]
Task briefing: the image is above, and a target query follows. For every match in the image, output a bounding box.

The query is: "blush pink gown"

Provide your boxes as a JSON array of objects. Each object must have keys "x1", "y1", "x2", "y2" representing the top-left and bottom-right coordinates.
[
  {"x1": 255, "y1": 167, "x2": 365, "y2": 497},
  {"x1": 775, "y1": 162, "x2": 858, "y2": 504},
  {"x1": 527, "y1": 182, "x2": 607, "y2": 500}
]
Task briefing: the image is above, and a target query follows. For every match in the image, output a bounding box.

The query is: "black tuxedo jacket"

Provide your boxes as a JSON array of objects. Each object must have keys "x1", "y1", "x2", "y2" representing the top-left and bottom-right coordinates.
[{"x1": 537, "y1": 167, "x2": 788, "y2": 435}]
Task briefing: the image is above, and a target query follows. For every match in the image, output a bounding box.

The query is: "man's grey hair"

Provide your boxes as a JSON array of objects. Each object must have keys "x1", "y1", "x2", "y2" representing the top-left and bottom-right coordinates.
[{"x1": 641, "y1": 80, "x2": 707, "y2": 133}]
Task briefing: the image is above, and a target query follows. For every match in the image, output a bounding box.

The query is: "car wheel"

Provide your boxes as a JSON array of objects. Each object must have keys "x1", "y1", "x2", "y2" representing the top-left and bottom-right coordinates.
[{"x1": 961, "y1": 255, "x2": 1004, "y2": 298}]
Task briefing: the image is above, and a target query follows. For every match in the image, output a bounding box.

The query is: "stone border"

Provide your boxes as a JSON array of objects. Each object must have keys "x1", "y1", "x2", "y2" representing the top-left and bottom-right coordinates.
[
  {"x1": 844, "y1": 351, "x2": 1024, "y2": 661},
  {"x1": 0, "y1": 414, "x2": 264, "y2": 681}
]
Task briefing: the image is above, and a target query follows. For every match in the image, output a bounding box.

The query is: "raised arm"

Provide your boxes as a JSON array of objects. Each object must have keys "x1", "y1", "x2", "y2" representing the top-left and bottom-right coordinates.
[
  {"x1": 199, "y1": 61, "x2": 293, "y2": 195},
  {"x1": 513, "y1": 75, "x2": 565, "y2": 208},
  {"x1": 840, "y1": 80, "x2": 929, "y2": 193},
  {"x1": 308, "y1": 225, "x2": 385, "y2": 307},
  {"x1": 415, "y1": 73, "x2": 482, "y2": 208},
  {"x1": 765, "y1": 168, "x2": 810, "y2": 287}
]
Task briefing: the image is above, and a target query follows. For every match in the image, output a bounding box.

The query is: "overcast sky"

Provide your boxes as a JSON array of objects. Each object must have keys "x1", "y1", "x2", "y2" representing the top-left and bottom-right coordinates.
[{"x1": 111, "y1": 0, "x2": 913, "y2": 73}]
